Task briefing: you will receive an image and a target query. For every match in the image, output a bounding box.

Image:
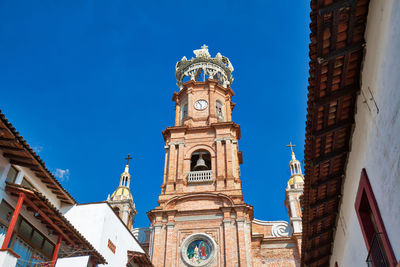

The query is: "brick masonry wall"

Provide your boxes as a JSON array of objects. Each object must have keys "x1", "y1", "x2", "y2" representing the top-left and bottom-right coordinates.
[{"x1": 149, "y1": 81, "x2": 301, "y2": 267}]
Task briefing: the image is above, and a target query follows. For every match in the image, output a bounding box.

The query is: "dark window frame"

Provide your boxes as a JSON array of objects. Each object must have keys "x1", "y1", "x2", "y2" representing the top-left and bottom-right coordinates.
[
  {"x1": 0, "y1": 200, "x2": 55, "y2": 258},
  {"x1": 6, "y1": 166, "x2": 19, "y2": 184},
  {"x1": 354, "y1": 168, "x2": 396, "y2": 266}
]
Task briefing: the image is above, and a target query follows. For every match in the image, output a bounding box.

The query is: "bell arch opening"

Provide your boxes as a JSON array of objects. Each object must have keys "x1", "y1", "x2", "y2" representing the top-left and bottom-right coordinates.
[
  {"x1": 216, "y1": 100, "x2": 225, "y2": 122},
  {"x1": 190, "y1": 150, "x2": 212, "y2": 171}
]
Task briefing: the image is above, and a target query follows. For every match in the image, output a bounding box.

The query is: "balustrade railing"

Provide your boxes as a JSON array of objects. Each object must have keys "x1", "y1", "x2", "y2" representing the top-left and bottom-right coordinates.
[{"x1": 187, "y1": 170, "x2": 213, "y2": 183}]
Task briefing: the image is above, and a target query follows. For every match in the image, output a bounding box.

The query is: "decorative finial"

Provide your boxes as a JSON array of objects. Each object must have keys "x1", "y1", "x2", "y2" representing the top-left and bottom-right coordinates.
[
  {"x1": 175, "y1": 46, "x2": 234, "y2": 90},
  {"x1": 125, "y1": 154, "x2": 132, "y2": 166},
  {"x1": 193, "y1": 45, "x2": 211, "y2": 58}
]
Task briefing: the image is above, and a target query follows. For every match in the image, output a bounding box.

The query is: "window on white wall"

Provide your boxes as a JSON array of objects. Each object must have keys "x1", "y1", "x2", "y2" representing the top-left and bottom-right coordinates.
[
  {"x1": 6, "y1": 166, "x2": 18, "y2": 183},
  {"x1": 0, "y1": 200, "x2": 13, "y2": 224}
]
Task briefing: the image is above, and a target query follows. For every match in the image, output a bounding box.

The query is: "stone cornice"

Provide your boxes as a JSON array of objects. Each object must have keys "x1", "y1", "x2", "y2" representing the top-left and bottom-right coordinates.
[
  {"x1": 180, "y1": 80, "x2": 235, "y2": 96},
  {"x1": 162, "y1": 122, "x2": 241, "y2": 141},
  {"x1": 167, "y1": 141, "x2": 185, "y2": 147}
]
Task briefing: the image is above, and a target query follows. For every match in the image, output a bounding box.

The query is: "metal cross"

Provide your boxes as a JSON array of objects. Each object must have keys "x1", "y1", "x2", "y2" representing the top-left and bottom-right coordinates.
[
  {"x1": 286, "y1": 142, "x2": 296, "y2": 154},
  {"x1": 201, "y1": 44, "x2": 208, "y2": 50},
  {"x1": 125, "y1": 154, "x2": 132, "y2": 165}
]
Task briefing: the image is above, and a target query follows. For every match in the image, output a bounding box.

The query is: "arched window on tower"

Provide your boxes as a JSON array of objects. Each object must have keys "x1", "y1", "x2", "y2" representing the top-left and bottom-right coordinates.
[
  {"x1": 216, "y1": 100, "x2": 224, "y2": 122},
  {"x1": 181, "y1": 102, "x2": 188, "y2": 125}
]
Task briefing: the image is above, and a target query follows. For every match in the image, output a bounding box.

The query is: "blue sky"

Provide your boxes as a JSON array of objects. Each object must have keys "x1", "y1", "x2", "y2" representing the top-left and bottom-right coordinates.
[{"x1": 0, "y1": 0, "x2": 310, "y2": 227}]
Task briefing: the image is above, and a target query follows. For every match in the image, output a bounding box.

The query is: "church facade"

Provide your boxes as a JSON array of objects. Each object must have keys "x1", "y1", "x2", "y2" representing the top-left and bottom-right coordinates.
[{"x1": 145, "y1": 46, "x2": 304, "y2": 267}]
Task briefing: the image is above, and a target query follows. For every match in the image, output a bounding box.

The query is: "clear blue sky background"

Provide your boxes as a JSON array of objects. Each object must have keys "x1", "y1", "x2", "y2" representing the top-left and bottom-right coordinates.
[{"x1": 0, "y1": 0, "x2": 310, "y2": 227}]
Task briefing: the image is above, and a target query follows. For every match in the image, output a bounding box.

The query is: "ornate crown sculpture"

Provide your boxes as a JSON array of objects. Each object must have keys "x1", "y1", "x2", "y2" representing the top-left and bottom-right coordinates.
[{"x1": 175, "y1": 45, "x2": 234, "y2": 90}]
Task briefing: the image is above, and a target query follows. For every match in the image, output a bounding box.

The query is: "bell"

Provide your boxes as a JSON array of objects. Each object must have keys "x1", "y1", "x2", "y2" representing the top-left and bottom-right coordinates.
[{"x1": 194, "y1": 153, "x2": 208, "y2": 171}]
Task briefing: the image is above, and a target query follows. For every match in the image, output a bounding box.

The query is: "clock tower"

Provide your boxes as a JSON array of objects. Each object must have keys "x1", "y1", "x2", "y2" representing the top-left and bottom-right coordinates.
[
  {"x1": 146, "y1": 46, "x2": 303, "y2": 267},
  {"x1": 147, "y1": 45, "x2": 254, "y2": 267}
]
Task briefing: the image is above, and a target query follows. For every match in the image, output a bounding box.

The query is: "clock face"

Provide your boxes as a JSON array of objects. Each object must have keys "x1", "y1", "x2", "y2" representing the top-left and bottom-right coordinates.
[{"x1": 194, "y1": 99, "x2": 208, "y2": 110}]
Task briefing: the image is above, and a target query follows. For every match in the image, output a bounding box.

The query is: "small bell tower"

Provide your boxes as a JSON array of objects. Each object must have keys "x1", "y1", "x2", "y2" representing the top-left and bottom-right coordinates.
[
  {"x1": 107, "y1": 154, "x2": 137, "y2": 231},
  {"x1": 284, "y1": 143, "x2": 304, "y2": 254}
]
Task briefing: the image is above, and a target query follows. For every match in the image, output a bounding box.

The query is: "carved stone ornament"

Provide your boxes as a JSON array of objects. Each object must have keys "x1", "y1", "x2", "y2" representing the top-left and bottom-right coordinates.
[
  {"x1": 271, "y1": 221, "x2": 292, "y2": 237},
  {"x1": 180, "y1": 233, "x2": 218, "y2": 267},
  {"x1": 252, "y1": 219, "x2": 293, "y2": 237},
  {"x1": 175, "y1": 45, "x2": 234, "y2": 90}
]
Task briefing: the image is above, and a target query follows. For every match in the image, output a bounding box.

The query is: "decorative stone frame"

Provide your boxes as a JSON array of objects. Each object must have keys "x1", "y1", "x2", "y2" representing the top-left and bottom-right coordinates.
[{"x1": 180, "y1": 233, "x2": 217, "y2": 267}]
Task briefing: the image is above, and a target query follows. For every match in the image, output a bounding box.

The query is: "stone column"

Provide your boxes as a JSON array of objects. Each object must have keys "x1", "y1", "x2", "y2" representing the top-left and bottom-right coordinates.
[
  {"x1": 176, "y1": 143, "x2": 185, "y2": 189},
  {"x1": 121, "y1": 205, "x2": 129, "y2": 225},
  {"x1": 236, "y1": 218, "x2": 249, "y2": 267},
  {"x1": 162, "y1": 146, "x2": 169, "y2": 190},
  {"x1": 209, "y1": 83, "x2": 217, "y2": 123},
  {"x1": 164, "y1": 211, "x2": 176, "y2": 267},
  {"x1": 149, "y1": 226, "x2": 155, "y2": 261},
  {"x1": 216, "y1": 140, "x2": 224, "y2": 178},
  {"x1": 151, "y1": 223, "x2": 166, "y2": 267},
  {"x1": 215, "y1": 139, "x2": 225, "y2": 189},
  {"x1": 232, "y1": 140, "x2": 238, "y2": 179},
  {"x1": 225, "y1": 139, "x2": 234, "y2": 188},
  {"x1": 226, "y1": 96, "x2": 232, "y2": 122},
  {"x1": 187, "y1": 86, "x2": 194, "y2": 121},
  {"x1": 164, "y1": 223, "x2": 176, "y2": 267},
  {"x1": 174, "y1": 101, "x2": 181, "y2": 126},
  {"x1": 288, "y1": 194, "x2": 302, "y2": 233},
  {"x1": 225, "y1": 139, "x2": 233, "y2": 178},
  {"x1": 221, "y1": 208, "x2": 236, "y2": 267},
  {"x1": 244, "y1": 221, "x2": 252, "y2": 267},
  {"x1": 293, "y1": 233, "x2": 302, "y2": 258},
  {"x1": 166, "y1": 144, "x2": 177, "y2": 192},
  {"x1": 222, "y1": 218, "x2": 233, "y2": 267}
]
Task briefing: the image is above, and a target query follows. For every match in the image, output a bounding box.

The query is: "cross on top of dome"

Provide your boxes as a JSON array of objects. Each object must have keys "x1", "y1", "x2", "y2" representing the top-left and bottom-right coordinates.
[
  {"x1": 125, "y1": 154, "x2": 132, "y2": 166},
  {"x1": 286, "y1": 142, "x2": 296, "y2": 155}
]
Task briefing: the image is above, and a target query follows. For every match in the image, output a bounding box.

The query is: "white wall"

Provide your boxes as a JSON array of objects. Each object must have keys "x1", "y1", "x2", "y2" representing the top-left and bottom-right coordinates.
[
  {"x1": 0, "y1": 250, "x2": 19, "y2": 266},
  {"x1": 55, "y1": 256, "x2": 90, "y2": 267},
  {"x1": 330, "y1": 0, "x2": 400, "y2": 265},
  {"x1": 0, "y1": 154, "x2": 60, "y2": 246},
  {"x1": 0, "y1": 153, "x2": 65, "y2": 210},
  {"x1": 63, "y1": 203, "x2": 144, "y2": 267}
]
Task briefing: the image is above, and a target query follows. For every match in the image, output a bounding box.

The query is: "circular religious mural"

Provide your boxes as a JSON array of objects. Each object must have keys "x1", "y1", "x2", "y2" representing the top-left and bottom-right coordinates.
[{"x1": 181, "y1": 233, "x2": 217, "y2": 267}]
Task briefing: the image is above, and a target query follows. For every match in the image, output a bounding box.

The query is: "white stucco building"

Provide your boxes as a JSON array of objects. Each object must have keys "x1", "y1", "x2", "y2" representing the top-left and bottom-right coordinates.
[
  {"x1": 0, "y1": 111, "x2": 150, "y2": 266},
  {"x1": 57, "y1": 202, "x2": 147, "y2": 267},
  {"x1": 329, "y1": 0, "x2": 400, "y2": 266},
  {"x1": 302, "y1": 0, "x2": 400, "y2": 266}
]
